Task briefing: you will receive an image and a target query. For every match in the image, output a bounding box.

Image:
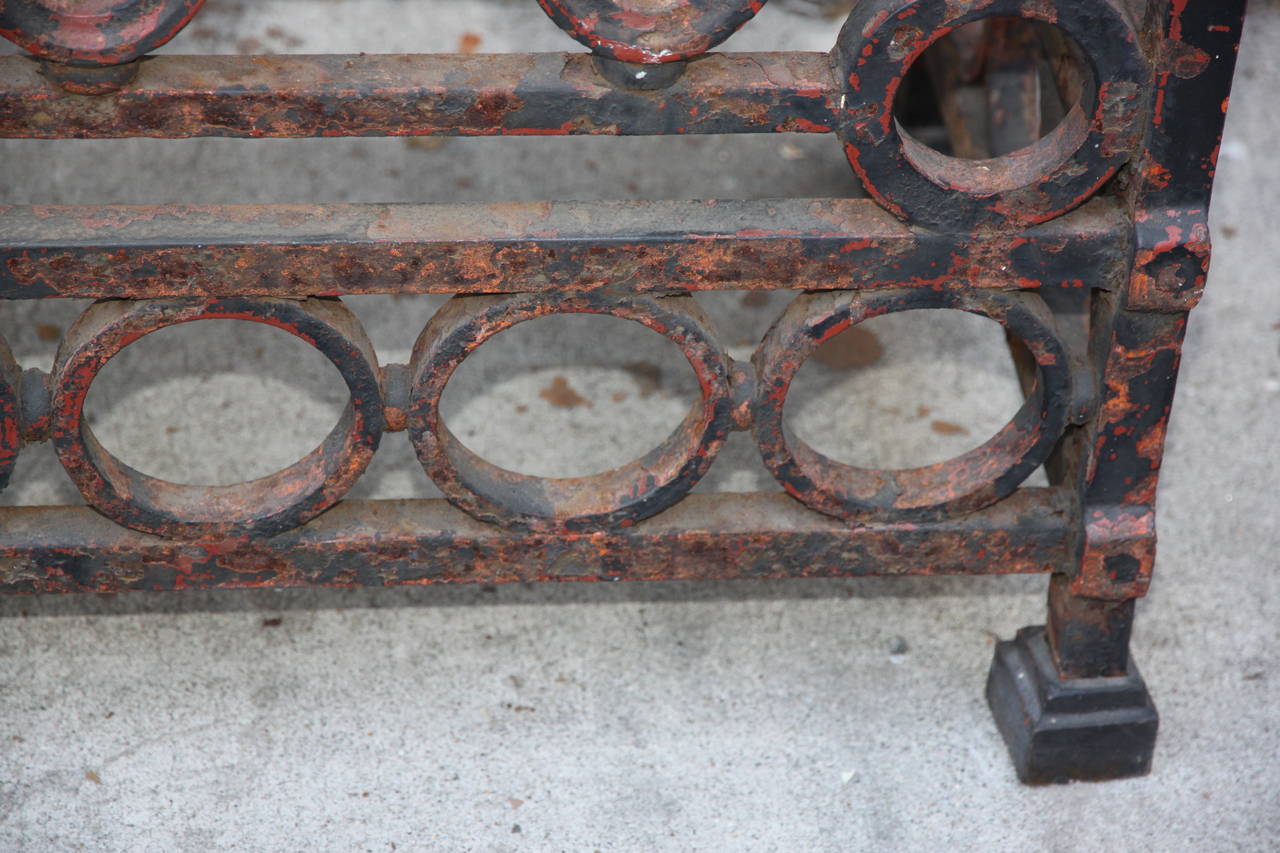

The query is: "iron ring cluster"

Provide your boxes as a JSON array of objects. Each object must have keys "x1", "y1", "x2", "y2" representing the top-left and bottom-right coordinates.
[
  {"x1": 751, "y1": 288, "x2": 1072, "y2": 522},
  {"x1": 13, "y1": 290, "x2": 1072, "y2": 538}
]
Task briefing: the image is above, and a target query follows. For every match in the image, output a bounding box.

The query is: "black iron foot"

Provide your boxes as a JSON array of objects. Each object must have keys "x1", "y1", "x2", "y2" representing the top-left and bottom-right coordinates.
[{"x1": 986, "y1": 626, "x2": 1158, "y2": 785}]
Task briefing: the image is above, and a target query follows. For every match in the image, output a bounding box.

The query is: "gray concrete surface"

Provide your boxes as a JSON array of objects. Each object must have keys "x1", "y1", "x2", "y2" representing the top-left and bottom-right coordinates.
[{"x1": 0, "y1": 1, "x2": 1277, "y2": 850}]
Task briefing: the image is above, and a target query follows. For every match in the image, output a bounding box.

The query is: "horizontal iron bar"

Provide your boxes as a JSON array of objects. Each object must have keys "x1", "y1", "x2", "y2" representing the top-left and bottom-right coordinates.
[
  {"x1": 0, "y1": 52, "x2": 839, "y2": 139},
  {"x1": 0, "y1": 197, "x2": 1128, "y2": 298},
  {"x1": 0, "y1": 490, "x2": 1072, "y2": 594}
]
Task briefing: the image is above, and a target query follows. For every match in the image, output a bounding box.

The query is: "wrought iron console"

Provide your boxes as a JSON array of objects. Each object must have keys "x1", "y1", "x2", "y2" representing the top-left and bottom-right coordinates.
[{"x1": 0, "y1": 0, "x2": 1246, "y2": 784}]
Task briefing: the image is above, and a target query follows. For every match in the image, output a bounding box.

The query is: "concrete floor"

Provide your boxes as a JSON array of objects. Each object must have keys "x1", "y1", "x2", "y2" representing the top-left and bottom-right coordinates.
[{"x1": 0, "y1": 1, "x2": 1277, "y2": 851}]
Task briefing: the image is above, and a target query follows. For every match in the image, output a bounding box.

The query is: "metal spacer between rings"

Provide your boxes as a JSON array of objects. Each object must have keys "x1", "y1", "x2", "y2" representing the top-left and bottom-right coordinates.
[
  {"x1": 49, "y1": 297, "x2": 384, "y2": 540},
  {"x1": 831, "y1": 0, "x2": 1148, "y2": 229},
  {"x1": 592, "y1": 55, "x2": 687, "y2": 90},
  {"x1": 38, "y1": 58, "x2": 140, "y2": 94},
  {"x1": 407, "y1": 291, "x2": 735, "y2": 533},
  {"x1": 752, "y1": 287, "x2": 1073, "y2": 523}
]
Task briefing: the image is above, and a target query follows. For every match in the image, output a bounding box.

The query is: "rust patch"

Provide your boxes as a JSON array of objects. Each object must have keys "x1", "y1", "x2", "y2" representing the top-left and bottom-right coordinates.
[
  {"x1": 1163, "y1": 38, "x2": 1211, "y2": 79},
  {"x1": 931, "y1": 419, "x2": 969, "y2": 435},
  {"x1": 539, "y1": 375, "x2": 592, "y2": 408}
]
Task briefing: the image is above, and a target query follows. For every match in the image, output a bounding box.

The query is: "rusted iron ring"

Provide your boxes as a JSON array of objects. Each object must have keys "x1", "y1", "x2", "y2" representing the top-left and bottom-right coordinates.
[
  {"x1": 833, "y1": 0, "x2": 1146, "y2": 229},
  {"x1": 408, "y1": 292, "x2": 733, "y2": 532},
  {"x1": 0, "y1": 0, "x2": 205, "y2": 66},
  {"x1": 752, "y1": 288, "x2": 1071, "y2": 522},
  {"x1": 536, "y1": 0, "x2": 767, "y2": 64},
  {"x1": 0, "y1": 336, "x2": 20, "y2": 493},
  {"x1": 50, "y1": 297, "x2": 384, "y2": 539}
]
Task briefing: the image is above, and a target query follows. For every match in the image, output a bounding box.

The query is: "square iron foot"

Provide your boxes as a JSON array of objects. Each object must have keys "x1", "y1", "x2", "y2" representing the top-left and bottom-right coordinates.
[{"x1": 986, "y1": 626, "x2": 1158, "y2": 785}]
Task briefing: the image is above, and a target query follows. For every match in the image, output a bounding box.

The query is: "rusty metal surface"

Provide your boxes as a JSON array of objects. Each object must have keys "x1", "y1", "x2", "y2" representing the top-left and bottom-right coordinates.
[
  {"x1": 983, "y1": 20, "x2": 1048, "y2": 158},
  {"x1": 753, "y1": 287, "x2": 1073, "y2": 523},
  {"x1": 832, "y1": 0, "x2": 1147, "y2": 229},
  {"x1": 0, "y1": 0, "x2": 1249, "y2": 738},
  {"x1": 1067, "y1": 0, "x2": 1246, "y2": 607},
  {"x1": 0, "y1": 197, "x2": 1131, "y2": 299},
  {"x1": 0, "y1": 0, "x2": 1251, "y2": 785},
  {"x1": 536, "y1": 0, "x2": 766, "y2": 64},
  {"x1": 49, "y1": 297, "x2": 385, "y2": 539},
  {"x1": 0, "y1": 334, "x2": 18, "y2": 493},
  {"x1": 0, "y1": 489, "x2": 1073, "y2": 593},
  {"x1": 1, "y1": 283, "x2": 1088, "y2": 542},
  {"x1": 0, "y1": 51, "x2": 839, "y2": 138},
  {"x1": 0, "y1": 0, "x2": 204, "y2": 66},
  {"x1": 408, "y1": 292, "x2": 734, "y2": 532},
  {"x1": 1046, "y1": 573, "x2": 1137, "y2": 679}
]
